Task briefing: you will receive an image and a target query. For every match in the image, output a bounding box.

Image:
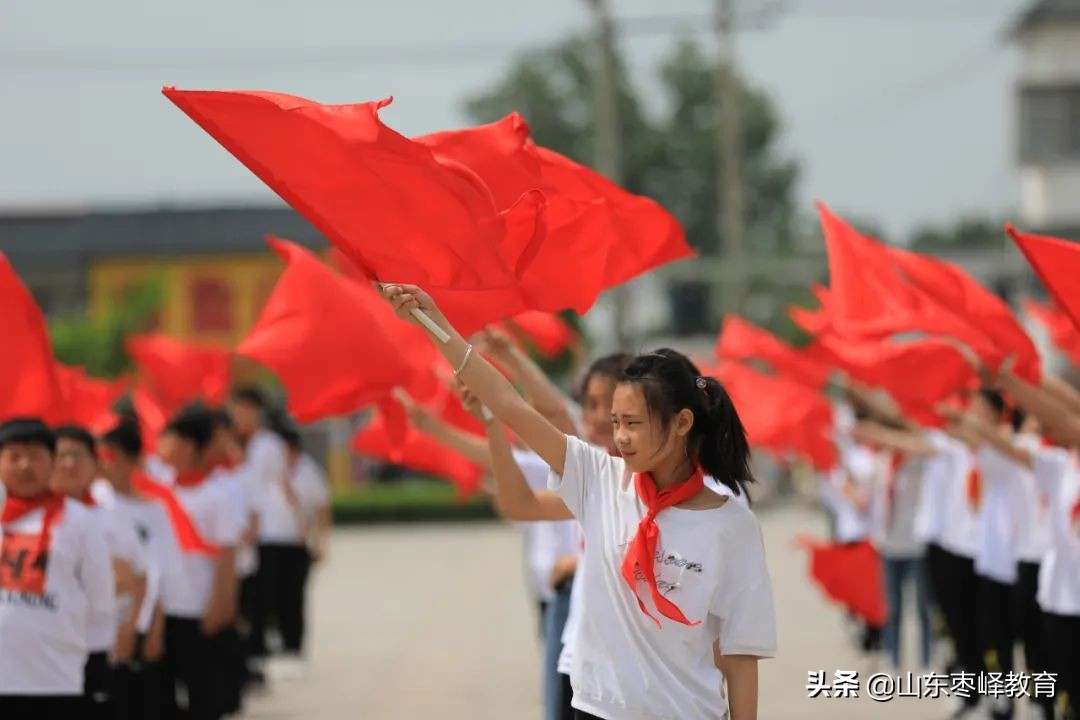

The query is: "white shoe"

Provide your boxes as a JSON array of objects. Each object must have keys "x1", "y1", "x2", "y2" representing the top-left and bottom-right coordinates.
[{"x1": 269, "y1": 656, "x2": 309, "y2": 682}]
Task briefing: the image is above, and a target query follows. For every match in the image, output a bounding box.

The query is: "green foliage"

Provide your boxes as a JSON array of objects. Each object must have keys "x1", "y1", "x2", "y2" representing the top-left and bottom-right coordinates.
[
  {"x1": 49, "y1": 275, "x2": 164, "y2": 378},
  {"x1": 331, "y1": 478, "x2": 496, "y2": 524},
  {"x1": 465, "y1": 36, "x2": 800, "y2": 256},
  {"x1": 910, "y1": 217, "x2": 1008, "y2": 252}
]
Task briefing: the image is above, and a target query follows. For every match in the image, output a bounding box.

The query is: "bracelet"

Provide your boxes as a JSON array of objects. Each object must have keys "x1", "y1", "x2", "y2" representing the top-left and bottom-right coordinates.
[{"x1": 454, "y1": 344, "x2": 474, "y2": 376}]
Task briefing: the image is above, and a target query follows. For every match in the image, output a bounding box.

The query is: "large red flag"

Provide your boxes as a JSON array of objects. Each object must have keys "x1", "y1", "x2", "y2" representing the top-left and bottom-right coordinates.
[
  {"x1": 236, "y1": 237, "x2": 422, "y2": 423},
  {"x1": 1009, "y1": 226, "x2": 1080, "y2": 333},
  {"x1": 887, "y1": 245, "x2": 1040, "y2": 383},
  {"x1": 715, "y1": 315, "x2": 831, "y2": 388},
  {"x1": 47, "y1": 365, "x2": 127, "y2": 434},
  {"x1": 797, "y1": 537, "x2": 886, "y2": 627},
  {"x1": 351, "y1": 408, "x2": 483, "y2": 497},
  {"x1": 126, "y1": 334, "x2": 231, "y2": 415},
  {"x1": 163, "y1": 89, "x2": 545, "y2": 295},
  {"x1": 0, "y1": 253, "x2": 62, "y2": 421},
  {"x1": 1024, "y1": 299, "x2": 1080, "y2": 369}
]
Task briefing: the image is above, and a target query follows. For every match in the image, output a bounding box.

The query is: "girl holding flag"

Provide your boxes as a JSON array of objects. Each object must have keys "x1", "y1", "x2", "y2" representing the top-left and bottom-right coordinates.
[{"x1": 382, "y1": 285, "x2": 776, "y2": 720}]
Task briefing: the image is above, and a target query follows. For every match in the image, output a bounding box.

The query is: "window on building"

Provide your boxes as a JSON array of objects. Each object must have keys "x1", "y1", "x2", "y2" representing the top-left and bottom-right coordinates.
[
  {"x1": 1019, "y1": 84, "x2": 1080, "y2": 164},
  {"x1": 190, "y1": 276, "x2": 234, "y2": 334}
]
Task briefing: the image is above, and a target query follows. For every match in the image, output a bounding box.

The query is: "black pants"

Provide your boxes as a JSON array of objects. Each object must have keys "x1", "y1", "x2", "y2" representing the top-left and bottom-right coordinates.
[
  {"x1": 251, "y1": 544, "x2": 312, "y2": 656},
  {"x1": 0, "y1": 696, "x2": 86, "y2": 719},
  {"x1": 925, "y1": 543, "x2": 950, "y2": 634},
  {"x1": 978, "y1": 576, "x2": 1017, "y2": 719},
  {"x1": 938, "y1": 550, "x2": 982, "y2": 672},
  {"x1": 211, "y1": 626, "x2": 245, "y2": 716},
  {"x1": 84, "y1": 650, "x2": 113, "y2": 720},
  {"x1": 1015, "y1": 561, "x2": 1055, "y2": 719},
  {"x1": 1044, "y1": 611, "x2": 1080, "y2": 719},
  {"x1": 574, "y1": 711, "x2": 604, "y2": 720},
  {"x1": 163, "y1": 616, "x2": 223, "y2": 720},
  {"x1": 113, "y1": 645, "x2": 164, "y2": 720}
]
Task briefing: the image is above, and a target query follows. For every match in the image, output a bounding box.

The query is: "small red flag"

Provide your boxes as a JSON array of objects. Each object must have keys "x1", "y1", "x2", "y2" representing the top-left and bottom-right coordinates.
[
  {"x1": 1009, "y1": 226, "x2": 1080, "y2": 333},
  {"x1": 126, "y1": 334, "x2": 231, "y2": 415},
  {"x1": 0, "y1": 254, "x2": 62, "y2": 421},
  {"x1": 715, "y1": 315, "x2": 831, "y2": 388}
]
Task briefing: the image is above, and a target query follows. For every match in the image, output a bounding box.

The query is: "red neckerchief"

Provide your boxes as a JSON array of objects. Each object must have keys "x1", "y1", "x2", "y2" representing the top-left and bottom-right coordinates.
[
  {"x1": 207, "y1": 457, "x2": 237, "y2": 473},
  {"x1": 174, "y1": 468, "x2": 211, "y2": 489},
  {"x1": 131, "y1": 471, "x2": 219, "y2": 556},
  {"x1": 79, "y1": 488, "x2": 97, "y2": 507},
  {"x1": 620, "y1": 465, "x2": 706, "y2": 628},
  {"x1": 966, "y1": 467, "x2": 982, "y2": 512},
  {"x1": 1, "y1": 492, "x2": 65, "y2": 554}
]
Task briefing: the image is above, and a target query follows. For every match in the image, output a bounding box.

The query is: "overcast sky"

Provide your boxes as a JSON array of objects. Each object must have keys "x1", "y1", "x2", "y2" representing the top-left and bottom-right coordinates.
[{"x1": 0, "y1": 0, "x2": 1029, "y2": 238}]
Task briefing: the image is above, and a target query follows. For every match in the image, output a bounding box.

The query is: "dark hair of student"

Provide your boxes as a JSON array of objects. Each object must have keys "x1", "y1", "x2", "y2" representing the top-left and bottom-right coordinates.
[
  {"x1": 101, "y1": 419, "x2": 143, "y2": 460},
  {"x1": 1009, "y1": 406, "x2": 1026, "y2": 434},
  {"x1": 575, "y1": 353, "x2": 634, "y2": 401},
  {"x1": 977, "y1": 388, "x2": 1006, "y2": 418},
  {"x1": 619, "y1": 348, "x2": 754, "y2": 499},
  {"x1": 231, "y1": 385, "x2": 268, "y2": 410},
  {"x1": 163, "y1": 408, "x2": 215, "y2": 454},
  {"x1": 53, "y1": 425, "x2": 97, "y2": 456},
  {"x1": 266, "y1": 409, "x2": 302, "y2": 452},
  {"x1": 0, "y1": 418, "x2": 57, "y2": 454}
]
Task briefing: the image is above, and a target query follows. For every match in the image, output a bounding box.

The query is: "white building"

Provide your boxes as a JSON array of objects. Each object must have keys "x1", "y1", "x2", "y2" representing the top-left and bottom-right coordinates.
[{"x1": 1014, "y1": 0, "x2": 1080, "y2": 239}]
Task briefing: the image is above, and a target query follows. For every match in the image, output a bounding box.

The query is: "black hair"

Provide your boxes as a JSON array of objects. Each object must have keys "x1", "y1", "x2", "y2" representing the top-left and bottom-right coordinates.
[
  {"x1": 209, "y1": 409, "x2": 234, "y2": 432},
  {"x1": 266, "y1": 408, "x2": 302, "y2": 451},
  {"x1": 576, "y1": 353, "x2": 634, "y2": 402},
  {"x1": 1010, "y1": 406, "x2": 1027, "y2": 434},
  {"x1": 54, "y1": 425, "x2": 97, "y2": 456},
  {"x1": 231, "y1": 385, "x2": 267, "y2": 410},
  {"x1": 162, "y1": 408, "x2": 215, "y2": 453},
  {"x1": 976, "y1": 389, "x2": 1006, "y2": 418},
  {"x1": 101, "y1": 419, "x2": 143, "y2": 460},
  {"x1": 619, "y1": 349, "x2": 753, "y2": 499},
  {"x1": 0, "y1": 418, "x2": 56, "y2": 454}
]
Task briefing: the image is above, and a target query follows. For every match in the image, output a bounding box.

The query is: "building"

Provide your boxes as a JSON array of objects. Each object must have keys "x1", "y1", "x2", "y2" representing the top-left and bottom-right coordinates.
[{"x1": 1013, "y1": 0, "x2": 1080, "y2": 240}]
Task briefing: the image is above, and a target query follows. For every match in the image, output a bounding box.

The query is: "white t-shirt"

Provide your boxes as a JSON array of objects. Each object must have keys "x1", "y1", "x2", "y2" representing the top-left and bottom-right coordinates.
[
  {"x1": 820, "y1": 444, "x2": 877, "y2": 544},
  {"x1": 164, "y1": 479, "x2": 244, "y2": 618},
  {"x1": 260, "y1": 453, "x2": 331, "y2": 546},
  {"x1": 513, "y1": 449, "x2": 580, "y2": 604},
  {"x1": 549, "y1": 435, "x2": 777, "y2": 720},
  {"x1": 86, "y1": 501, "x2": 147, "y2": 652},
  {"x1": 0, "y1": 498, "x2": 116, "y2": 695},
  {"x1": 921, "y1": 433, "x2": 979, "y2": 558},
  {"x1": 871, "y1": 451, "x2": 926, "y2": 559},
  {"x1": 210, "y1": 465, "x2": 258, "y2": 577},
  {"x1": 92, "y1": 480, "x2": 184, "y2": 633},
  {"x1": 242, "y1": 431, "x2": 292, "y2": 544},
  {"x1": 974, "y1": 445, "x2": 1025, "y2": 585},
  {"x1": 1014, "y1": 434, "x2": 1052, "y2": 564},
  {"x1": 1032, "y1": 448, "x2": 1080, "y2": 616}
]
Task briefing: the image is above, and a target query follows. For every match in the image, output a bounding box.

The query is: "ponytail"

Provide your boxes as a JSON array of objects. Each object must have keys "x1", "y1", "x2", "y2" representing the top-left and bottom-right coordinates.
[{"x1": 697, "y1": 377, "x2": 753, "y2": 500}]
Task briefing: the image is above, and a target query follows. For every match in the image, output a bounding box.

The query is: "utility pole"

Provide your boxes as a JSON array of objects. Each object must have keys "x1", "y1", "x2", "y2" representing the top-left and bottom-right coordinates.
[
  {"x1": 586, "y1": 0, "x2": 631, "y2": 351},
  {"x1": 715, "y1": 0, "x2": 747, "y2": 316}
]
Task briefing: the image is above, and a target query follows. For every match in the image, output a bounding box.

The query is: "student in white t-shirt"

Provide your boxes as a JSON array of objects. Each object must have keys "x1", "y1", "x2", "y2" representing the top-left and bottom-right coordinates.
[
  {"x1": 97, "y1": 419, "x2": 181, "y2": 720},
  {"x1": 228, "y1": 386, "x2": 289, "y2": 675},
  {"x1": 0, "y1": 418, "x2": 116, "y2": 719},
  {"x1": 383, "y1": 284, "x2": 777, "y2": 720},
  {"x1": 260, "y1": 412, "x2": 331, "y2": 675},
  {"x1": 51, "y1": 425, "x2": 148, "y2": 720},
  {"x1": 156, "y1": 409, "x2": 243, "y2": 720}
]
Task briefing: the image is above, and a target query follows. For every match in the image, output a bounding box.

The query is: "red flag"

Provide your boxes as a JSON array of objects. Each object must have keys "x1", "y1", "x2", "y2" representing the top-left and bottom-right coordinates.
[
  {"x1": 126, "y1": 334, "x2": 231, "y2": 415},
  {"x1": 502, "y1": 311, "x2": 576, "y2": 359},
  {"x1": 47, "y1": 365, "x2": 127, "y2": 434},
  {"x1": 715, "y1": 315, "x2": 831, "y2": 388},
  {"x1": 818, "y1": 204, "x2": 1003, "y2": 368},
  {"x1": 236, "y1": 237, "x2": 422, "y2": 423},
  {"x1": 1024, "y1": 299, "x2": 1080, "y2": 369},
  {"x1": 416, "y1": 115, "x2": 693, "y2": 324},
  {"x1": 0, "y1": 254, "x2": 62, "y2": 421},
  {"x1": 131, "y1": 383, "x2": 169, "y2": 453},
  {"x1": 351, "y1": 408, "x2": 483, "y2": 497},
  {"x1": 163, "y1": 89, "x2": 545, "y2": 295},
  {"x1": 797, "y1": 537, "x2": 886, "y2": 627},
  {"x1": 811, "y1": 335, "x2": 976, "y2": 427},
  {"x1": 708, "y1": 361, "x2": 836, "y2": 470},
  {"x1": 887, "y1": 245, "x2": 1040, "y2": 383},
  {"x1": 1009, "y1": 226, "x2": 1080, "y2": 333}
]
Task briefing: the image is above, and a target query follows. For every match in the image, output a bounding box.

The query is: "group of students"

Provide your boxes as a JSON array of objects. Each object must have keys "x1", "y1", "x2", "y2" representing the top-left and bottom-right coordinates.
[
  {"x1": 818, "y1": 367, "x2": 1080, "y2": 720},
  {"x1": 0, "y1": 387, "x2": 331, "y2": 720},
  {"x1": 384, "y1": 285, "x2": 779, "y2": 720}
]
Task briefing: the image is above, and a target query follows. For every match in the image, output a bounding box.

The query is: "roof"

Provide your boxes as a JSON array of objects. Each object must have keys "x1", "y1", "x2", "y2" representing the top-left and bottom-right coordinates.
[
  {"x1": 0, "y1": 204, "x2": 327, "y2": 271},
  {"x1": 1013, "y1": 0, "x2": 1080, "y2": 35}
]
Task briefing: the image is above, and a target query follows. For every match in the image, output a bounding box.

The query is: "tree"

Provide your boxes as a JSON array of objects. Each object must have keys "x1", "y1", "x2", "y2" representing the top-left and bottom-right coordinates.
[
  {"x1": 464, "y1": 36, "x2": 800, "y2": 256},
  {"x1": 49, "y1": 276, "x2": 163, "y2": 378},
  {"x1": 909, "y1": 216, "x2": 1009, "y2": 252}
]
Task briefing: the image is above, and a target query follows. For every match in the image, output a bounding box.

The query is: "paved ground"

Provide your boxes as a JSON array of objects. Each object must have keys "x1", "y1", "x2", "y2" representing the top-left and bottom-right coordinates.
[{"x1": 243, "y1": 502, "x2": 1034, "y2": 719}]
